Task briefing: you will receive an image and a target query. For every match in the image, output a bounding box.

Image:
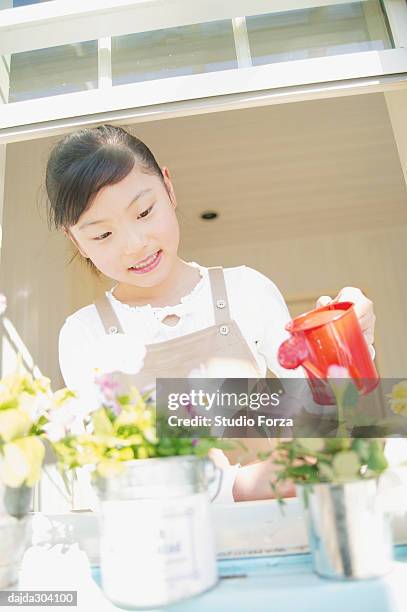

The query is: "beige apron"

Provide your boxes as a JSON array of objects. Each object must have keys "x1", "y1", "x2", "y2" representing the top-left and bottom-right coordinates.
[{"x1": 94, "y1": 266, "x2": 277, "y2": 464}]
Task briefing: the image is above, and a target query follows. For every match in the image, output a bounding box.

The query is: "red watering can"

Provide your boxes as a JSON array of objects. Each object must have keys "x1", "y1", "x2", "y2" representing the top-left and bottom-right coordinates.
[{"x1": 277, "y1": 302, "x2": 379, "y2": 405}]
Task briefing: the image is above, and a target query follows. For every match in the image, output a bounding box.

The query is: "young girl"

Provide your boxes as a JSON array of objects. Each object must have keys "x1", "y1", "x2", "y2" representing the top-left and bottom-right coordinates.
[{"x1": 46, "y1": 125, "x2": 376, "y2": 503}]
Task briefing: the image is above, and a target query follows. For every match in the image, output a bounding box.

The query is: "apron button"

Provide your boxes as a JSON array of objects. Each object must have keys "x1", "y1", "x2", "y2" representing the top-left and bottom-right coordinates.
[
  {"x1": 216, "y1": 299, "x2": 226, "y2": 309},
  {"x1": 219, "y1": 325, "x2": 229, "y2": 335},
  {"x1": 108, "y1": 325, "x2": 118, "y2": 334}
]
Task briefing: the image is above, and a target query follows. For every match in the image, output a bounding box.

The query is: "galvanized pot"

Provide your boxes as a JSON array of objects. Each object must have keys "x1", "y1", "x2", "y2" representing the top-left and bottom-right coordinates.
[
  {"x1": 297, "y1": 479, "x2": 394, "y2": 580},
  {"x1": 94, "y1": 455, "x2": 220, "y2": 609},
  {"x1": 0, "y1": 484, "x2": 32, "y2": 588}
]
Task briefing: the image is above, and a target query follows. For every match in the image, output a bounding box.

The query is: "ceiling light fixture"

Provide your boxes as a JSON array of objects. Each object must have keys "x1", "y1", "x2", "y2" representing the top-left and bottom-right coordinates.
[{"x1": 201, "y1": 211, "x2": 218, "y2": 220}]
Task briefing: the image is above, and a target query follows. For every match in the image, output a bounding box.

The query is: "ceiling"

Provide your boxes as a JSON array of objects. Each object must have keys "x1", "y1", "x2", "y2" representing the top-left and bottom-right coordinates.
[{"x1": 119, "y1": 92, "x2": 407, "y2": 253}]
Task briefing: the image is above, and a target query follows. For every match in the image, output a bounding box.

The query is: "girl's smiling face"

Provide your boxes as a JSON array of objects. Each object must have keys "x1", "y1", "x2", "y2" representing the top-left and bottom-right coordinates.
[{"x1": 67, "y1": 164, "x2": 180, "y2": 287}]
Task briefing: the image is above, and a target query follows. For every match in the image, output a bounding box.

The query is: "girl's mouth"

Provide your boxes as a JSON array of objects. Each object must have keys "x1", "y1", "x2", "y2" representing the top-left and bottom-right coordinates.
[{"x1": 128, "y1": 250, "x2": 162, "y2": 274}]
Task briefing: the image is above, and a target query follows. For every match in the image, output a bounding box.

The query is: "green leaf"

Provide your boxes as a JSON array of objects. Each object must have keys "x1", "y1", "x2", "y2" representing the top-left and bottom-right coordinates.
[
  {"x1": 342, "y1": 382, "x2": 360, "y2": 409},
  {"x1": 367, "y1": 441, "x2": 388, "y2": 473},
  {"x1": 332, "y1": 451, "x2": 360, "y2": 480},
  {"x1": 297, "y1": 438, "x2": 324, "y2": 453},
  {"x1": 0, "y1": 398, "x2": 18, "y2": 411},
  {"x1": 288, "y1": 465, "x2": 317, "y2": 477},
  {"x1": 318, "y1": 462, "x2": 335, "y2": 481},
  {"x1": 325, "y1": 438, "x2": 351, "y2": 453},
  {"x1": 351, "y1": 439, "x2": 370, "y2": 462}
]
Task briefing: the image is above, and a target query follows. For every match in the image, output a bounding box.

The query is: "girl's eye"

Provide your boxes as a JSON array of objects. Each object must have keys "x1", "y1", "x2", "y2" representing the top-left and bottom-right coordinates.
[
  {"x1": 93, "y1": 204, "x2": 154, "y2": 240},
  {"x1": 137, "y1": 204, "x2": 154, "y2": 219},
  {"x1": 94, "y1": 232, "x2": 111, "y2": 241}
]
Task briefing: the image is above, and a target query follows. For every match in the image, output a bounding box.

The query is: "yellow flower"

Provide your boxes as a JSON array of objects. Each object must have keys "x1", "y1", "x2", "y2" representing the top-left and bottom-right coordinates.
[
  {"x1": 127, "y1": 386, "x2": 150, "y2": 411},
  {"x1": 137, "y1": 447, "x2": 149, "y2": 459},
  {"x1": 109, "y1": 447, "x2": 134, "y2": 461},
  {"x1": 16, "y1": 437, "x2": 45, "y2": 486},
  {"x1": 0, "y1": 409, "x2": 32, "y2": 442},
  {"x1": 53, "y1": 388, "x2": 77, "y2": 406},
  {"x1": 389, "y1": 380, "x2": 407, "y2": 416},
  {"x1": 92, "y1": 409, "x2": 114, "y2": 435},
  {"x1": 143, "y1": 427, "x2": 157, "y2": 445},
  {"x1": 0, "y1": 442, "x2": 30, "y2": 487},
  {"x1": 76, "y1": 446, "x2": 104, "y2": 466},
  {"x1": 0, "y1": 436, "x2": 44, "y2": 487},
  {"x1": 114, "y1": 409, "x2": 140, "y2": 428}
]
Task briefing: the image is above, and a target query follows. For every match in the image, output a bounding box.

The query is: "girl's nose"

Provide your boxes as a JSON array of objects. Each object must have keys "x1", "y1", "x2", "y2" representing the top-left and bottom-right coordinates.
[{"x1": 122, "y1": 227, "x2": 148, "y2": 256}]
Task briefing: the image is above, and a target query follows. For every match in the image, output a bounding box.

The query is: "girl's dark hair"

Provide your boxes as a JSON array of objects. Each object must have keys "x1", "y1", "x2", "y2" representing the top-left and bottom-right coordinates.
[{"x1": 45, "y1": 124, "x2": 165, "y2": 275}]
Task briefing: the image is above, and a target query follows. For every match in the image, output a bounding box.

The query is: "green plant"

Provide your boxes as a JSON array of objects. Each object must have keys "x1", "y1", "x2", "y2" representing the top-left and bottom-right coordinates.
[
  {"x1": 0, "y1": 356, "x2": 58, "y2": 517},
  {"x1": 271, "y1": 437, "x2": 388, "y2": 487},
  {"x1": 260, "y1": 369, "x2": 388, "y2": 500},
  {"x1": 52, "y1": 374, "x2": 234, "y2": 480},
  {"x1": 0, "y1": 357, "x2": 52, "y2": 488}
]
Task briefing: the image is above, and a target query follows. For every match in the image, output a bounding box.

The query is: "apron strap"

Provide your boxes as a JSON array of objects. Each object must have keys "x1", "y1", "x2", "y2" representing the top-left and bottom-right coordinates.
[
  {"x1": 94, "y1": 295, "x2": 124, "y2": 334},
  {"x1": 95, "y1": 265, "x2": 231, "y2": 333},
  {"x1": 207, "y1": 266, "x2": 231, "y2": 325}
]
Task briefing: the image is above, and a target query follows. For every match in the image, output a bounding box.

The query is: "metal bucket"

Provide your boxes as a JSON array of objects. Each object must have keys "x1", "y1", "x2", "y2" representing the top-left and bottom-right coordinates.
[
  {"x1": 297, "y1": 479, "x2": 394, "y2": 580},
  {"x1": 94, "y1": 455, "x2": 220, "y2": 609}
]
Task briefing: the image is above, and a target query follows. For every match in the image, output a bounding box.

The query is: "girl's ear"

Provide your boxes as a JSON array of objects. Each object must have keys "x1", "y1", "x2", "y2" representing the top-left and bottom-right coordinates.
[
  {"x1": 161, "y1": 166, "x2": 177, "y2": 210},
  {"x1": 63, "y1": 227, "x2": 89, "y2": 258}
]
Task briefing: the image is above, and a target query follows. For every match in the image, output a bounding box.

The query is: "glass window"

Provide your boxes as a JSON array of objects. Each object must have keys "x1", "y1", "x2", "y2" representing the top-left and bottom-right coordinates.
[
  {"x1": 247, "y1": 0, "x2": 393, "y2": 66},
  {"x1": 8, "y1": 41, "x2": 98, "y2": 103},
  {"x1": 1, "y1": 1, "x2": 396, "y2": 105},
  {"x1": 111, "y1": 20, "x2": 237, "y2": 86}
]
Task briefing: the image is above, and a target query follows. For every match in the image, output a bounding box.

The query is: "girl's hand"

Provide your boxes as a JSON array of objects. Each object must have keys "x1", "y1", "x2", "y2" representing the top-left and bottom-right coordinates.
[{"x1": 316, "y1": 287, "x2": 376, "y2": 346}]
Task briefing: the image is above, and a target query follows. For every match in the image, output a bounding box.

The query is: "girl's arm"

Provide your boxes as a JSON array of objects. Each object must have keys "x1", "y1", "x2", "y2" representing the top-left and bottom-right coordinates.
[{"x1": 232, "y1": 453, "x2": 296, "y2": 501}]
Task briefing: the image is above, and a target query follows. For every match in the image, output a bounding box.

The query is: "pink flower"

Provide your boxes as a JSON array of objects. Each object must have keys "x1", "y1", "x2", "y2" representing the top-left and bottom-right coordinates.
[
  {"x1": 94, "y1": 374, "x2": 122, "y2": 415},
  {"x1": 95, "y1": 374, "x2": 119, "y2": 399}
]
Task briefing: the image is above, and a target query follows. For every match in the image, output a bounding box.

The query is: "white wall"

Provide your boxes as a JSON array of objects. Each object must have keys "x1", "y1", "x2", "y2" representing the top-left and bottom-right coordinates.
[{"x1": 385, "y1": 90, "x2": 407, "y2": 189}]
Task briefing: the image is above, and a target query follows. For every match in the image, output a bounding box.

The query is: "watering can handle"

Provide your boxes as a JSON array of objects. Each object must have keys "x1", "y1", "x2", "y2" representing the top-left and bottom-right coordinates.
[{"x1": 203, "y1": 457, "x2": 223, "y2": 502}]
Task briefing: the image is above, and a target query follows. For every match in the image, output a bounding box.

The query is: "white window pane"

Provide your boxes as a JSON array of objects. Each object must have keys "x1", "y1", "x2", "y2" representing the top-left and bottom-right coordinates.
[
  {"x1": 112, "y1": 21, "x2": 237, "y2": 86},
  {"x1": 247, "y1": 1, "x2": 392, "y2": 66},
  {"x1": 8, "y1": 41, "x2": 98, "y2": 103}
]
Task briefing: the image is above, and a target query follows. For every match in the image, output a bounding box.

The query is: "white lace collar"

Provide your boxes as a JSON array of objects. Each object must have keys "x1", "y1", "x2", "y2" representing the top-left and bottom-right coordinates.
[{"x1": 105, "y1": 261, "x2": 208, "y2": 312}]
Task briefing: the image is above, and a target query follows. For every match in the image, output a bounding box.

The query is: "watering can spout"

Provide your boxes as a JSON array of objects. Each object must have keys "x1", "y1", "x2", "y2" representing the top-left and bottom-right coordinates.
[{"x1": 278, "y1": 335, "x2": 325, "y2": 379}]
